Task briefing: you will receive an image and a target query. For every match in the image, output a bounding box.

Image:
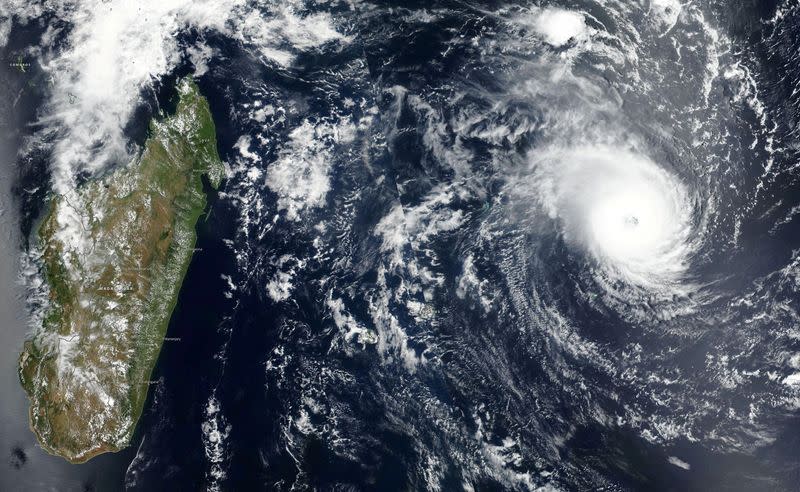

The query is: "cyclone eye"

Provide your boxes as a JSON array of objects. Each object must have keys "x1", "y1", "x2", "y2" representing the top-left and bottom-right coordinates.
[{"x1": 625, "y1": 216, "x2": 639, "y2": 227}]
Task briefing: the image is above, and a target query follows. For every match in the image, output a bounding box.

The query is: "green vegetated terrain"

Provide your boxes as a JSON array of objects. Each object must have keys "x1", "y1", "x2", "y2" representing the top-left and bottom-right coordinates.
[{"x1": 18, "y1": 79, "x2": 224, "y2": 463}]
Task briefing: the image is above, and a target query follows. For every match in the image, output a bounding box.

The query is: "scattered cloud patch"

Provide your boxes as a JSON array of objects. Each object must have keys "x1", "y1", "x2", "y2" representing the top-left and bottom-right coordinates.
[{"x1": 533, "y1": 8, "x2": 587, "y2": 47}]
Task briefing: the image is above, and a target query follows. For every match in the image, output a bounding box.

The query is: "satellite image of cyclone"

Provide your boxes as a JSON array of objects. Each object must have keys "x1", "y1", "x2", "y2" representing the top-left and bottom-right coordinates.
[{"x1": 1, "y1": 0, "x2": 800, "y2": 491}]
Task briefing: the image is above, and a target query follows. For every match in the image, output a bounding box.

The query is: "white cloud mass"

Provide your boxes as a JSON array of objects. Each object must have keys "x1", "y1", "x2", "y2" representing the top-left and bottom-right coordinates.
[{"x1": 2, "y1": 0, "x2": 348, "y2": 194}]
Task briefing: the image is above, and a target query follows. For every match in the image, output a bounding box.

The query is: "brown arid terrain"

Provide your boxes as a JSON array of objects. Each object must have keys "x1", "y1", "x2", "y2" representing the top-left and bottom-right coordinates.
[{"x1": 18, "y1": 79, "x2": 224, "y2": 463}]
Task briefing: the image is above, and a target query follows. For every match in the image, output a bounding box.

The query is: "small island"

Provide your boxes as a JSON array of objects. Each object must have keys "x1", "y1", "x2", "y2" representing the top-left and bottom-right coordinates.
[{"x1": 18, "y1": 79, "x2": 224, "y2": 463}]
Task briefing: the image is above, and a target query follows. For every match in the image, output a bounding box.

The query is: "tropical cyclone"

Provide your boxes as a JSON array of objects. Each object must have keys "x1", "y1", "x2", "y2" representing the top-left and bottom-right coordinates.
[{"x1": 17, "y1": 79, "x2": 223, "y2": 463}]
